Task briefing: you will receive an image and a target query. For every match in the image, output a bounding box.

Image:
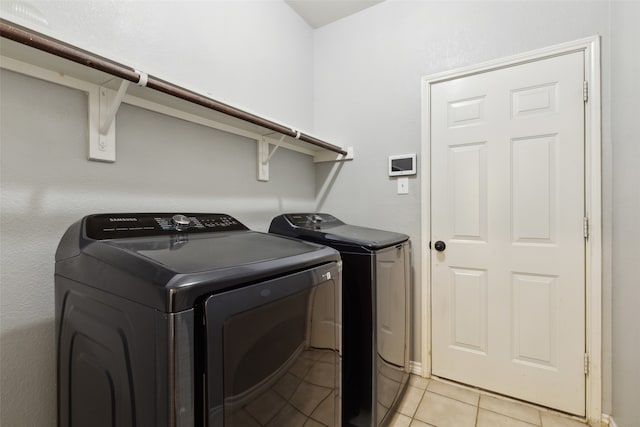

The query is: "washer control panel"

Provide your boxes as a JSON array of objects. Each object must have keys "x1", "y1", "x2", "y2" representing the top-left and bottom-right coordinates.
[
  {"x1": 284, "y1": 213, "x2": 344, "y2": 229},
  {"x1": 85, "y1": 213, "x2": 248, "y2": 240}
]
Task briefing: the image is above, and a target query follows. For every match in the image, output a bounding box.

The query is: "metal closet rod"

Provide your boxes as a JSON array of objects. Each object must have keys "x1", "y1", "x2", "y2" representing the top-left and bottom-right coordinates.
[{"x1": 0, "y1": 20, "x2": 347, "y2": 156}]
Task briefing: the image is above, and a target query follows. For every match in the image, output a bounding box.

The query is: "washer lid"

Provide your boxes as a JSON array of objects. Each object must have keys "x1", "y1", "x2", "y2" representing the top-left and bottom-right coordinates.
[
  {"x1": 269, "y1": 213, "x2": 409, "y2": 250},
  {"x1": 321, "y1": 224, "x2": 408, "y2": 249},
  {"x1": 105, "y1": 231, "x2": 325, "y2": 273}
]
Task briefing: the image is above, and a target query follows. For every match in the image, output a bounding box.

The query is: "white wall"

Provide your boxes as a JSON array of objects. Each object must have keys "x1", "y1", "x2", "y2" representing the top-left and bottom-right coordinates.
[
  {"x1": 0, "y1": 2, "x2": 315, "y2": 425},
  {"x1": 313, "y1": 0, "x2": 614, "y2": 413},
  {"x1": 610, "y1": 2, "x2": 640, "y2": 426}
]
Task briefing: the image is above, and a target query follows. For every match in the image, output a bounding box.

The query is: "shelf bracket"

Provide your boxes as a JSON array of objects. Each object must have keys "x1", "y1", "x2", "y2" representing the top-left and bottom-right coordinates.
[
  {"x1": 100, "y1": 79, "x2": 130, "y2": 135},
  {"x1": 89, "y1": 81, "x2": 126, "y2": 162},
  {"x1": 257, "y1": 134, "x2": 285, "y2": 181},
  {"x1": 91, "y1": 72, "x2": 148, "y2": 162}
]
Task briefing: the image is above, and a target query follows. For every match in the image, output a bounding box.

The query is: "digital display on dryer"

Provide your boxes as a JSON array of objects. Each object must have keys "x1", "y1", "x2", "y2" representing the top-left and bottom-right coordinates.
[{"x1": 85, "y1": 213, "x2": 248, "y2": 240}]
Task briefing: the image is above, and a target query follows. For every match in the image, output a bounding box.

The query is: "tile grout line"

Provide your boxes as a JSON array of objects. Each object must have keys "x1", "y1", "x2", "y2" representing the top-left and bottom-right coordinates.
[
  {"x1": 246, "y1": 409, "x2": 264, "y2": 427},
  {"x1": 411, "y1": 385, "x2": 429, "y2": 425},
  {"x1": 537, "y1": 406, "x2": 542, "y2": 427}
]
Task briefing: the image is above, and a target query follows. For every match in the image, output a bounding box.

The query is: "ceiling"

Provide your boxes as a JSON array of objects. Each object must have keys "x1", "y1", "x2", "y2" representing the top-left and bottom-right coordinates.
[{"x1": 284, "y1": 0, "x2": 385, "y2": 29}]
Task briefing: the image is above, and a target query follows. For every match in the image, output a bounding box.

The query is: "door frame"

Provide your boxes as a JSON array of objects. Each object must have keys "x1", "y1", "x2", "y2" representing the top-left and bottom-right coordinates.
[{"x1": 420, "y1": 36, "x2": 602, "y2": 425}]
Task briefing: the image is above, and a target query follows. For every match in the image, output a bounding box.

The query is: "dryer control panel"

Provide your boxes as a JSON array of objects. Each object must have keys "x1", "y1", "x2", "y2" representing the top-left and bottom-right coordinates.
[
  {"x1": 85, "y1": 213, "x2": 248, "y2": 240},
  {"x1": 284, "y1": 213, "x2": 344, "y2": 230}
]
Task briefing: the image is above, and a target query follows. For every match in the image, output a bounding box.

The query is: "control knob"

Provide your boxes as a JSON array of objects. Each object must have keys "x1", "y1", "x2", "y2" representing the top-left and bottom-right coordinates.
[{"x1": 172, "y1": 214, "x2": 191, "y2": 231}]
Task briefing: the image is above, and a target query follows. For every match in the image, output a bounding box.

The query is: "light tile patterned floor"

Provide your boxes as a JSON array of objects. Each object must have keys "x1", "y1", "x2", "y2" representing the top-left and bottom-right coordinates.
[
  {"x1": 226, "y1": 348, "x2": 339, "y2": 427},
  {"x1": 387, "y1": 376, "x2": 590, "y2": 427}
]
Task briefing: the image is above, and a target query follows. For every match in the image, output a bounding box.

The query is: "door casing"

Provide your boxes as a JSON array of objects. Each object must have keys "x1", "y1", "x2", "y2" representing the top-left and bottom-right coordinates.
[{"x1": 420, "y1": 36, "x2": 602, "y2": 425}]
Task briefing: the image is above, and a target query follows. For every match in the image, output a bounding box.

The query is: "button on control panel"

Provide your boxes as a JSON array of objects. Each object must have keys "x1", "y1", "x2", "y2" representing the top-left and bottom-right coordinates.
[{"x1": 86, "y1": 213, "x2": 248, "y2": 240}]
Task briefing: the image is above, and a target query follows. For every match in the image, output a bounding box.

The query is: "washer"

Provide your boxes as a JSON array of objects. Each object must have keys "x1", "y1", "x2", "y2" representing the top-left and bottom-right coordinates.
[
  {"x1": 55, "y1": 213, "x2": 341, "y2": 427},
  {"x1": 269, "y1": 213, "x2": 411, "y2": 427}
]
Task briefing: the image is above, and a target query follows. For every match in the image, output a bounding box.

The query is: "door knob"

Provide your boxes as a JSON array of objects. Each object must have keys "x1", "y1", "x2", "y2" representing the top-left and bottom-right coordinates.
[{"x1": 434, "y1": 241, "x2": 446, "y2": 252}]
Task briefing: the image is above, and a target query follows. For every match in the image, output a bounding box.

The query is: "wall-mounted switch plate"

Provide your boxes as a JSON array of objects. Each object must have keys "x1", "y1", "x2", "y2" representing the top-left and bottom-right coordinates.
[{"x1": 397, "y1": 177, "x2": 409, "y2": 194}]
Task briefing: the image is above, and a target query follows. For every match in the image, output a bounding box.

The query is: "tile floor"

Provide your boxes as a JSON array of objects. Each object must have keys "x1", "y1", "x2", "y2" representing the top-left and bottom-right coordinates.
[
  {"x1": 226, "y1": 348, "x2": 339, "y2": 427},
  {"x1": 387, "y1": 376, "x2": 590, "y2": 427},
  {"x1": 223, "y1": 350, "x2": 591, "y2": 427}
]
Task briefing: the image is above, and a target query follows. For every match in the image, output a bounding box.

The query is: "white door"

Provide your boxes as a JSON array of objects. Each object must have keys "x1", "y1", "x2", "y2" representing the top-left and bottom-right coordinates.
[{"x1": 430, "y1": 51, "x2": 586, "y2": 415}]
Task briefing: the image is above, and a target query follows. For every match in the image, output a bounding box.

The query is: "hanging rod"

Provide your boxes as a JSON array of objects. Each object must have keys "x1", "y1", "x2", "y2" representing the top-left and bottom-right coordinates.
[{"x1": 0, "y1": 19, "x2": 348, "y2": 156}]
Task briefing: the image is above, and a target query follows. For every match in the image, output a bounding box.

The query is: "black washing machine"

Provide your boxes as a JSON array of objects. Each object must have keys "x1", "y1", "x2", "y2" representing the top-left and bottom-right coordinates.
[
  {"x1": 55, "y1": 213, "x2": 341, "y2": 427},
  {"x1": 269, "y1": 213, "x2": 411, "y2": 427}
]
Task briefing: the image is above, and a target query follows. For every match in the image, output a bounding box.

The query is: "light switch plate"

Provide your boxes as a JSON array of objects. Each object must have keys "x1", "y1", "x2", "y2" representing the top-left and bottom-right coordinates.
[{"x1": 397, "y1": 177, "x2": 409, "y2": 194}]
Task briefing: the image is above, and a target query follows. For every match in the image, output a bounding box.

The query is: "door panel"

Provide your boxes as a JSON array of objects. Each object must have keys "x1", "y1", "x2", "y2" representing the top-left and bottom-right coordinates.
[
  {"x1": 449, "y1": 142, "x2": 488, "y2": 241},
  {"x1": 431, "y1": 51, "x2": 585, "y2": 415},
  {"x1": 511, "y1": 272, "x2": 558, "y2": 368},
  {"x1": 511, "y1": 135, "x2": 556, "y2": 243},
  {"x1": 450, "y1": 267, "x2": 488, "y2": 354}
]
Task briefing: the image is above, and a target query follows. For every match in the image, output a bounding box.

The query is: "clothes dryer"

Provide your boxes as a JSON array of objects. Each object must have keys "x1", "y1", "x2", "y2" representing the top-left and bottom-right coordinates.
[{"x1": 269, "y1": 213, "x2": 411, "y2": 427}]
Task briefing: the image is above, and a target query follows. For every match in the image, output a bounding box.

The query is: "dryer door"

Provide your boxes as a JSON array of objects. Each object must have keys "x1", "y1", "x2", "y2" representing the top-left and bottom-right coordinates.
[{"x1": 202, "y1": 263, "x2": 340, "y2": 427}]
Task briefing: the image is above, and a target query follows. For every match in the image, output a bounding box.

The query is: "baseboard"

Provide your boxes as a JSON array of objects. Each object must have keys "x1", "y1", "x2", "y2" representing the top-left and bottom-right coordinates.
[
  {"x1": 409, "y1": 360, "x2": 424, "y2": 376},
  {"x1": 601, "y1": 413, "x2": 620, "y2": 427}
]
